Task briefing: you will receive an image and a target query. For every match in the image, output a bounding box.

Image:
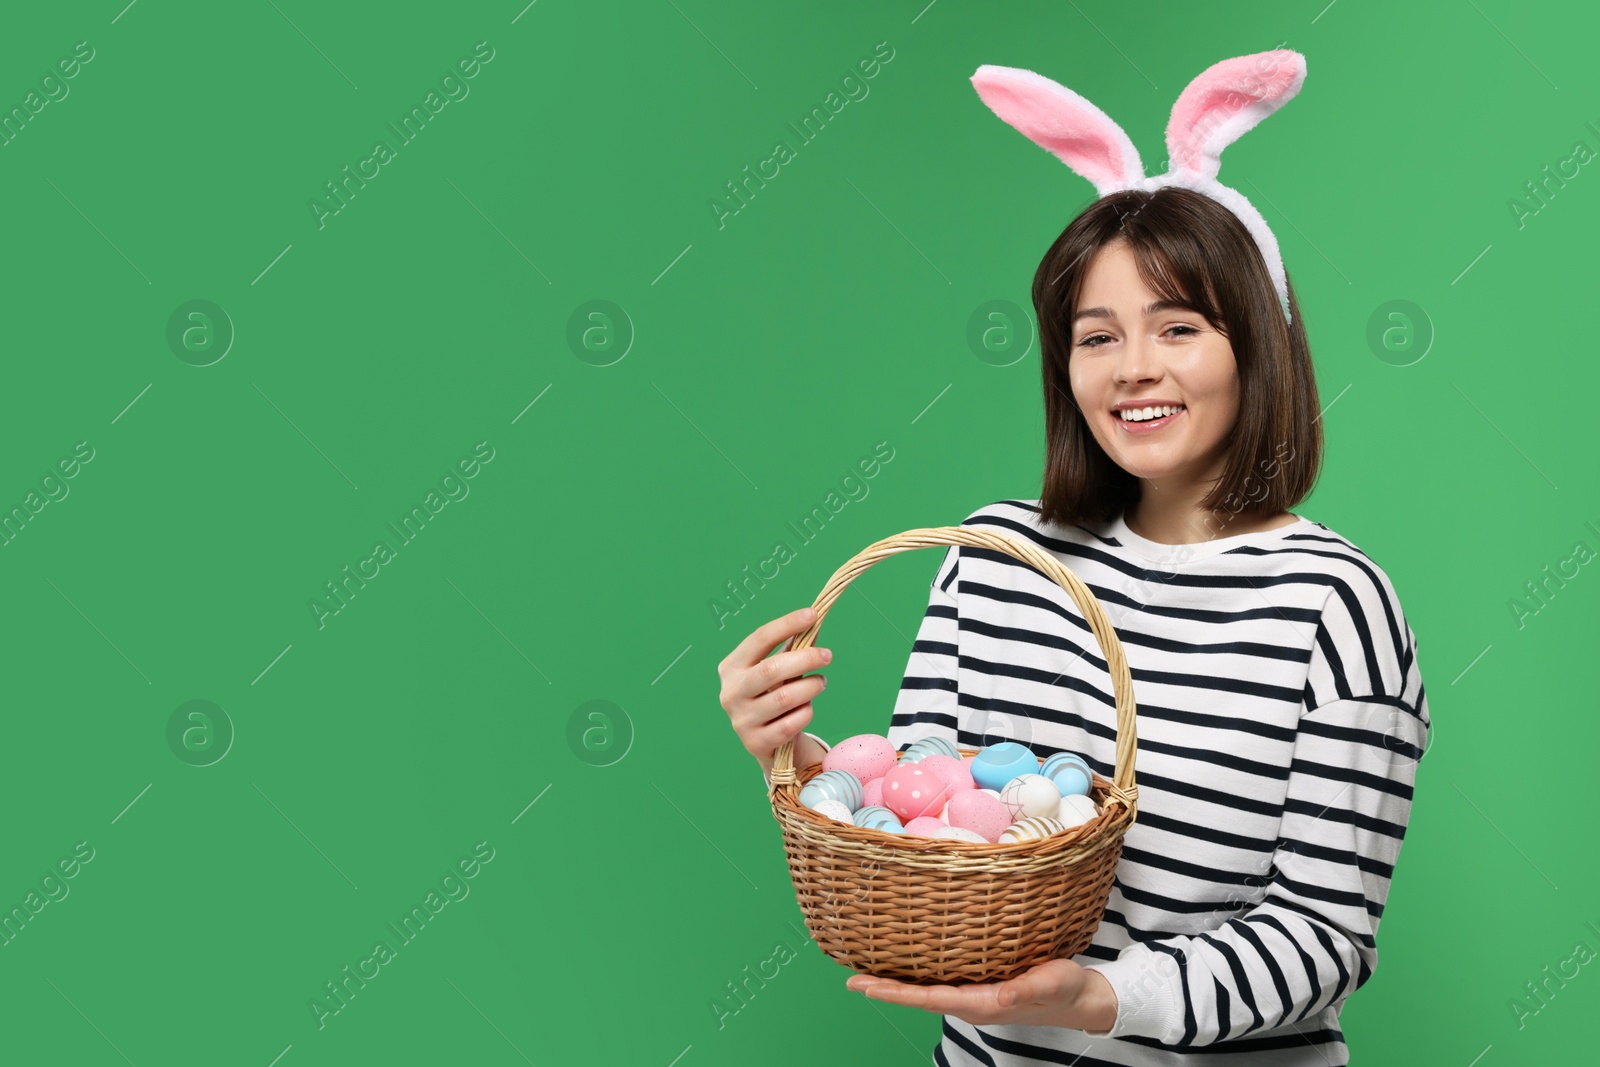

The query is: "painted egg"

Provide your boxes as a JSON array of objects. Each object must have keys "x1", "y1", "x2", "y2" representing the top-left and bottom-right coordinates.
[
  {"x1": 933, "y1": 826, "x2": 988, "y2": 844},
  {"x1": 881, "y1": 763, "x2": 954, "y2": 821},
  {"x1": 904, "y1": 816, "x2": 948, "y2": 837},
  {"x1": 919, "y1": 754, "x2": 976, "y2": 792},
  {"x1": 1000, "y1": 774, "x2": 1064, "y2": 820},
  {"x1": 971, "y1": 742, "x2": 1039, "y2": 791},
  {"x1": 999, "y1": 816, "x2": 1067, "y2": 843},
  {"x1": 810, "y1": 799, "x2": 854, "y2": 824},
  {"x1": 852, "y1": 805, "x2": 904, "y2": 832},
  {"x1": 900, "y1": 735, "x2": 961, "y2": 763},
  {"x1": 823, "y1": 734, "x2": 898, "y2": 784},
  {"x1": 945, "y1": 789, "x2": 1012, "y2": 842},
  {"x1": 1041, "y1": 752, "x2": 1094, "y2": 797},
  {"x1": 862, "y1": 776, "x2": 885, "y2": 809},
  {"x1": 1057, "y1": 793, "x2": 1101, "y2": 826},
  {"x1": 798, "y1": 769, "x2": 864, "y2": 812}
]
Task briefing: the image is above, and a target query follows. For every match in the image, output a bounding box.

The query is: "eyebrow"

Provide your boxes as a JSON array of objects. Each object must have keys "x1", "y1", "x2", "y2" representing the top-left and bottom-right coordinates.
[{"x1": 1072, "y1": 299, "x2": 1195, "y2": 324}]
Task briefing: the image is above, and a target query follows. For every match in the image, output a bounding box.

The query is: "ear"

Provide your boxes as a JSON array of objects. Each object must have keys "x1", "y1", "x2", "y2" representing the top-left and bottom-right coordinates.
[
  {"x1": 1164, "y1": 50, "x2": 1306, "y2": 181},
  {"x1": 970, "y1": 64, "x2": 1143, "y2": 195}
]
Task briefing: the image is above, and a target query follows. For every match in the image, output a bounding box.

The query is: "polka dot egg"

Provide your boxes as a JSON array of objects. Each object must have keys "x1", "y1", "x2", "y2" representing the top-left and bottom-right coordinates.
[{"x1": 881, "y1": 763, "x2": 953, "y2": 821}]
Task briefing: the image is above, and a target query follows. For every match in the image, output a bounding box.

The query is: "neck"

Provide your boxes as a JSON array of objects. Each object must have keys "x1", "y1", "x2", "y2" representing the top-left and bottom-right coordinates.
[
  {"x1": 1126, "y1": 477, "x2": 1283, "y2": 545},
  {"x1": 1125, "y1": 482, "x2": 1222, "y2": 545}
]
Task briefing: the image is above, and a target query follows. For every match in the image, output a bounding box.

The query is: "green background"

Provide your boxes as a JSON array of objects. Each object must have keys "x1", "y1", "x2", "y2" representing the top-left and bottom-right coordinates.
[{"x1": 1, "y1": 0, "x2": 1595, "y2": 1063}]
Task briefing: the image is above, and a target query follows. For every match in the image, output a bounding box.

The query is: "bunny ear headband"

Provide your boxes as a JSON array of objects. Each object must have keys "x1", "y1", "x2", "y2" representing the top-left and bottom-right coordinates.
[{"x1": 970, "y1": 49, "x2": 1306, "y2": 324}]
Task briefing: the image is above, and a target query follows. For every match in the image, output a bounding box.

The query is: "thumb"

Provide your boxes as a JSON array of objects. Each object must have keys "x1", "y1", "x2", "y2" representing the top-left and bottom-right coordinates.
[{"x1": 996, "y1": 977, "x2": 1028, "y2": 1008}]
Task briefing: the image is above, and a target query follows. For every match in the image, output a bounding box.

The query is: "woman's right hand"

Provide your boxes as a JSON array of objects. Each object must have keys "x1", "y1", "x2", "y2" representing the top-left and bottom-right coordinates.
[{"x1": 719, "y1": 607, "x2": 832, "y2": 770}]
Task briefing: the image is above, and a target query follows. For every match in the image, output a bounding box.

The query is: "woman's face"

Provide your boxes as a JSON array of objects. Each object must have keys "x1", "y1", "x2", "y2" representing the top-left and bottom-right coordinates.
[{"x1": 1067, "y1": 240, "x2": 1240, "y2": 488}]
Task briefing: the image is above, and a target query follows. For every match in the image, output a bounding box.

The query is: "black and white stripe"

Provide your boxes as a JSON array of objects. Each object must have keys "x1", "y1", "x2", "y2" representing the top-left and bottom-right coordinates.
[{"x1": 882, "y1": 499, "x2": 1429, "y2": 1065}]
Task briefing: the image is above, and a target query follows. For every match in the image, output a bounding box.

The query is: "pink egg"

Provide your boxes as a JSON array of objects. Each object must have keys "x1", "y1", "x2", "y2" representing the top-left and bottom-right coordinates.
[
  {"x1": 904, "y1": 816, "x2": 948, "y2": 837},
  {"x1": 919, "y1": 754, "x2": 975, "y2": 792},
  {"x1": 936, "y1": 791, "x2": 977, "y2": 822},
  {"x1": 946, "y1": 790, "x2": 1012, "y2": 842},
  {"x1": 881, "y1": 763, "x2": 954, "y2": 821},
  {"x1": 822, "y1": 734, "x2": 898, "y2": 783},
  {"x1": 862, "y1": 776, "x2": 885, "y2": 808}
]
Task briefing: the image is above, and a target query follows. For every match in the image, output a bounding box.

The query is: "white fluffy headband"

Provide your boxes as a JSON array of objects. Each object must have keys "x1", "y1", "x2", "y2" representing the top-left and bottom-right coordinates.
[{"x1": 970, "y1": 49, "x2": 1306, "y2": 324}]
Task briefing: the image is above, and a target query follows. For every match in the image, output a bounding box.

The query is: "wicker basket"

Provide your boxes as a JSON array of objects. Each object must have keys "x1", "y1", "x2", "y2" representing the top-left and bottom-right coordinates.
[{"x1": 768, "y1": 525, "x2": 1140, "y2": 984}]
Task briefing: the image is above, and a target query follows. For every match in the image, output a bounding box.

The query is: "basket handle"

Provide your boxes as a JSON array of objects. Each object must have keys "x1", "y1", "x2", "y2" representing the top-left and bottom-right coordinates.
[{"x1": 769, "y1": 526, "x2": 1138, "y2": 817}]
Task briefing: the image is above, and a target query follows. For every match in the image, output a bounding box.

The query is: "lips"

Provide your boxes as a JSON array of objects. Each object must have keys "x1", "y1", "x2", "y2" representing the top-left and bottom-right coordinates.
[{"x1": 1114, "y1": 405, "x2": 1185, "y2": 435}]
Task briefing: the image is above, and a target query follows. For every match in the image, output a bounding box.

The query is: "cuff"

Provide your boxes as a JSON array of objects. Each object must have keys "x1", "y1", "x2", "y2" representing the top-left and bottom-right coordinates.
[
  {"x1": 762, "y1": 732, "x2": 831, "y2": 788},
  {"x1": 1080, "y1": 944, "x2": 1185, "y2": 1041}
]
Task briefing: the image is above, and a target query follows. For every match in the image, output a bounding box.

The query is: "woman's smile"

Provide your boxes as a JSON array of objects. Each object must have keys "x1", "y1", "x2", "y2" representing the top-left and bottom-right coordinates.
[{"x1": 1112, "y1": 403, "x2": 1187, "y2": 436}]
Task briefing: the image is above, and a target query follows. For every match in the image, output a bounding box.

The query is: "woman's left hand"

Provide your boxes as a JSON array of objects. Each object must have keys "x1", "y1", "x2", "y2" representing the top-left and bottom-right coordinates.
[{"x1": 845, "y1": 959, "x2": 1117, "y2": 1032}]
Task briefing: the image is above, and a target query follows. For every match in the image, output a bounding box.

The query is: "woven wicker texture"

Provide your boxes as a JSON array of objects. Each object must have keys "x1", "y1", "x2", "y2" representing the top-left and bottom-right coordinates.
[{"x1": 768, "y1": 526, "x2": 1140, "y2": 984}]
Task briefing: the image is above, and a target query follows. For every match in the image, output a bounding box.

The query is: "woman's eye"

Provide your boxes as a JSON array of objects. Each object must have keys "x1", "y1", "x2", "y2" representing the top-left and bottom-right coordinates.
[
  {"x1": 1167, "y1": 324, "x2": 1199, "y2": 337},
  {"x1": 1076, "y1": 334, "x2": 1110, "y2": 348}
]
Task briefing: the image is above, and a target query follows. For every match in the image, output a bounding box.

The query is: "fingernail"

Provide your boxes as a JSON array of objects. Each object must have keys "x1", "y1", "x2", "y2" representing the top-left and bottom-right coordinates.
[
  {"x1": 819, "y1": 676, "x2": 827, "y2": 689},
  {"x1": 820, "y1": 648, "x2": 832, "y2": 663}
]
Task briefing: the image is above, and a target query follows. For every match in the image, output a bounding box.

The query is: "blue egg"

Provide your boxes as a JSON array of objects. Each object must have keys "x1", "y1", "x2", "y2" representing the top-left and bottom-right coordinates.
[
  {"x1": 852, "y1": 805, "x2": 904, "y2": 832},
  {"x1": 799, "y1": 769, "x2": 863, "y2": 812},
  {"x1": 1041, "y1": 752, "x2": 1094, "y2": 797},
  {"x1": 901, "y1": 736, "x2": 960, "y2": 763},
  {"x1": 971, "y1": 741, "x2": 1038, "y2": 792}
]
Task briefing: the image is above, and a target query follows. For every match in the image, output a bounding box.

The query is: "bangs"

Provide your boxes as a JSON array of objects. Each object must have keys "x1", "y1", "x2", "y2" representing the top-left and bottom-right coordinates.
[{"x1": 1127, "y1": 233, "x2": 1226, "y2": 334}]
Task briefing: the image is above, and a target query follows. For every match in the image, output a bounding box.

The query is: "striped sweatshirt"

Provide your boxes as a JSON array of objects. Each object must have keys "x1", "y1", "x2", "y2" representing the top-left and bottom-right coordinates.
[{"x1": 870, "y1": 499, "x2": 1431, "y2": 1064}]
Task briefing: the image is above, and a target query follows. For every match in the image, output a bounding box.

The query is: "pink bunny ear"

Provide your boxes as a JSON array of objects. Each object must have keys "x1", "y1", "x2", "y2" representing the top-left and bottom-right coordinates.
[
  {"x1": 971, "y1": 64, "x2": 1144, "y2": 196},
  {"x1": 1164, "y1": 50, "x2": 1306, "y2": 181}
]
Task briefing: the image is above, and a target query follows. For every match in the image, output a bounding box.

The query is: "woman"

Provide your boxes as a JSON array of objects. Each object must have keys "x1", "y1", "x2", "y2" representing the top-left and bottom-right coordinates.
[{"x1": 721, "y1": 181, "x2": 1429, "y2": 1064}]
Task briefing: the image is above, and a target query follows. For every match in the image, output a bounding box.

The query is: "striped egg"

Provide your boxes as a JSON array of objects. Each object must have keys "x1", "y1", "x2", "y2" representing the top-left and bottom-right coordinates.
[
  {"x1": 1041, "y1": 752, "x2": 1094, "y2": 797},
  {"x1": 852, "y1": 805, "x2": 904, "y2": 832},
  {"x1": 999, "y1": 816, "x2": 1067, "y2": 843},
  {"x1": 798, "y1": 769, "x2": 864, "y2": 812},
  {"x1": 900, "y1": 735, "x2": 961, "y2": 763}
]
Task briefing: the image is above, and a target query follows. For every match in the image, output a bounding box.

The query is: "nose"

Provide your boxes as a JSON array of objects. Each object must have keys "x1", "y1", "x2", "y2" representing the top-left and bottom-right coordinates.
[{"x1": 1113, "y1": 332, "x2": 1164, "y2": 387}]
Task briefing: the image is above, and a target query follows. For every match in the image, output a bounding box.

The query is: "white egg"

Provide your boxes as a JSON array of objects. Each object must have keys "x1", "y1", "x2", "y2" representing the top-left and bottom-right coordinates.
[
  {"x1": 933, "y1": 826, "x2": 988, "y2": 844},
  {"x1": 809, "y1": 798, "x2": 854, "y2": 824},
  {"x1": 1057, "y1": 793, "x2": 1100, "y2": 826},
  {"x1": 1000, "y1": 774, "x2": 1062, "y2": 820}
]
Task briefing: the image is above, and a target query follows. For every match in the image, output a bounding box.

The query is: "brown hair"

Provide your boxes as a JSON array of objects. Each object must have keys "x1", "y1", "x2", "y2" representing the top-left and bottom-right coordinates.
[{"x1": 1033, "y1": 185, "x2": 1323, "y2": 533}]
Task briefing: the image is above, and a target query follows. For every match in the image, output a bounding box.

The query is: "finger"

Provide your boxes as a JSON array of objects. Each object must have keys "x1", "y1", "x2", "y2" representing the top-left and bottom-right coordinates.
[
  {"x1": 725, "y1": 608, "x2": 817, "y2": 675},
  {"x1": 994, "y1": 961, "x2": 1069, "y2": 1008},
  {"x1": 745, "y1": 702, "x2": 815, "y2": 756},
  {"x1": 727, "y1": 657, "x2": 825, "y2": 734},
  {"x1": 751, "y1": 671, "x2": 828, "y2": 725},
  {"x1": 851, "y1": 979, "x2": 977, "y2": 1014},
  {"x1": 730, "y1": 644, "x2": 832, "y2": 708}
]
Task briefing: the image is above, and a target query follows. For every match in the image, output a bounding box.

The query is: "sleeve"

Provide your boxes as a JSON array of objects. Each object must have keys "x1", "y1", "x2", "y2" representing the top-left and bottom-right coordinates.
[
  {"x1": 1082, "y1": 593, "x2": 1431, "y2": 1045},
  {"x1": 884, "y1": 544, "x2": 962, "y2": 755}
]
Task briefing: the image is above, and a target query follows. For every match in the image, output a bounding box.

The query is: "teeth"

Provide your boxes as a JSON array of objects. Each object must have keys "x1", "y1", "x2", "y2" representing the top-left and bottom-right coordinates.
[{"x1": 1118, "y1": 404, "x2": 1183, "y2": 422}]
